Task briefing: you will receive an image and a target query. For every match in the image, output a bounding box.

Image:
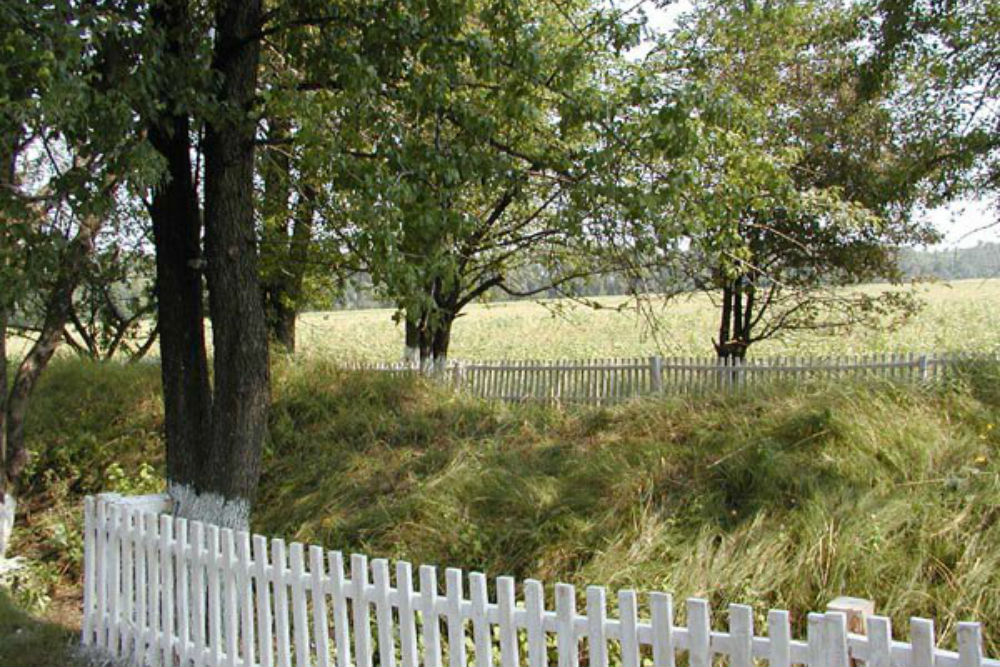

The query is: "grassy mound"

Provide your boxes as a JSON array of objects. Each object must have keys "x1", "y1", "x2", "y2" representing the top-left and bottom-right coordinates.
[
  {"x1": 259, "y1": 362, "x2": 1000, "y2": 654},
  {"x1": 7, "y1": 357, "x2": 1000, "y2": 655}
]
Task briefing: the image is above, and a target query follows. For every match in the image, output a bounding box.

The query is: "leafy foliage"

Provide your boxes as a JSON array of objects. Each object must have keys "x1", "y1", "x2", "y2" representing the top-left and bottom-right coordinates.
[{"x1": 634, "y1": 0, "x2": 941, "y2": 357}]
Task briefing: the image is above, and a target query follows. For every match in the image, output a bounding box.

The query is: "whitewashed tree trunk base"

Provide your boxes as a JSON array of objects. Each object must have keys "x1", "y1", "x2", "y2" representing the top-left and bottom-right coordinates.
[
  {"x1": 168, "y1": 483, "x2": 249, "y2": 531},
  {"x1": 0, "y1": 494, "x2": 15, "y2": 560},
  {"x1": 403, "y1": 346, "x2": 419, "y2": 366},
  {"x1": 433, "y1": 355, "x2": 448, "y2": 375}
]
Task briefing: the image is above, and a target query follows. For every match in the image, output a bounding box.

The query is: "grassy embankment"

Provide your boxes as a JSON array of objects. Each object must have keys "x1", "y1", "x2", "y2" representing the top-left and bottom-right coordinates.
[{"x1": 4, "y1": 355, "x2": 1000, "y2": 661}]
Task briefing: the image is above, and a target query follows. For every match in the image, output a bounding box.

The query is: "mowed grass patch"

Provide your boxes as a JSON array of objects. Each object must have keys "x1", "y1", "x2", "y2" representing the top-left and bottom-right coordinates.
[
  {"x1": 258, "y1": 361, "x2": 1000, "y2": 655},
  {"x1": 295, "y1": 278, "x2": 1000, "y2": 361}
]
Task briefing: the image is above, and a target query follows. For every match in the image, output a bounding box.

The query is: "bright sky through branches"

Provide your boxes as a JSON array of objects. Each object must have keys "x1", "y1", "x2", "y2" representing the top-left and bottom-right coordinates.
[{"x1": 631, "y1": 0, "x2": 997, "y2": 249}]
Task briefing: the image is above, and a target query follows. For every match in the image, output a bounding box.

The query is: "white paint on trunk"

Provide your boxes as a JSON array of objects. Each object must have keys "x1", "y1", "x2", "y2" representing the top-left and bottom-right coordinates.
[
  {"x1": 168, "y1": 483, "x2": 250, "y2": 531},
  {"x1": 0, "y1": 494, "x2": 15, "y2": 560},
  {"x1": 420, "y1": 355, "x2": 434, "y2": 375},
  {"x1": 404, "y1": 346, "x2": 419, "y2": 367},
  {"x1": 433, "y1": 355, "x2": 448, "y2": 375}
]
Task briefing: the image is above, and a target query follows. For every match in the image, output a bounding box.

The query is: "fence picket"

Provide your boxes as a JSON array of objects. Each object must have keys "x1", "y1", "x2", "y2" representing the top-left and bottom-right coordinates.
[
  {"x1": 687, "y1": 598, "x2": 711, "y2": 667},
  {"x1": 911, "y1": 618, "x2": 936, "y2": 667},
  {"x1": 161, "y1": 515, "x2": 176, "y2": 666},
  {"x1": 497, "y1": 577, "x2": 519, "y2": 667},
  {"x1": 396, "y1": 562, "x2": 419, "y2": 667},
  {"x1": 824, "y1": 612, "x2": 849, "y2": 667},
  {"x1": 290, "y1": 543, "x2": 312, "y2": 667},
  {"x1": 273, "y1": 538, "x2": 292, "y2": 667},
  {"x1": 768, "y1": 610, "x2": 791, "y2": 667},
  {"x1": 420, "y1": 565, "x2": 443, "y2": 667},
  {"x1": 352, "y1": 554, "x2": 373, "y2": 667},
  {"x1": 867, "y1": 616, "x2": 892, "y2": 667},
  {"x1": 556, "y1": 583, "x2": 578, "y2": 667},
  {"x1": 470, "y1": 572, "x2": 493, "y2": 667},
  {"x1": 330, "y1": 551, "x2": 353, "y2": 667},
  {"x1": 958, "y1": 623, "x2": 984, "y2": 667},
  {"x1": 586, "y1": 586, "x2": 608, "y2": 667},
  {"x1": 208, "y1": 526, "x2": 224, "y2": 667},
  {"x1": 650, "y1": 592, "x2": 674, "y2": 667},
  {"x1": 445, "y1": 568, "x2": 467, "y2": 667},
  {"x1": 807, "y1": 612, "x2": 824, "y2": 667},
  {"x1": 107, "y1": 504, "x2": 122, "y2": 657},
  {"x1": 619, "y1": 590, "x2": 640, "y2": 667},
  {"x1": 238, "y1": 532, "x2": 256, "y2": 667},
  {"x1": 730, "y1": 604, "x2": 753, "y2": 667},
  {"x1": 524, "y1": 579, "x2": 547, "y2": 667},
  {"x1": 191, "y1": 521, "x2": 207, "y2": 667},
  {"x1": 373, "y1": 559, "x2": 396, "y2": 667},
  {"x1": 253, "y1": 535, "x2": 275, "y2": 667},
  {"x1": 146, "y1": 512, "x2": 162, "y2": 666},
  {"x1": 120, "y1": 508, "x2": 135, "y2": 659}
]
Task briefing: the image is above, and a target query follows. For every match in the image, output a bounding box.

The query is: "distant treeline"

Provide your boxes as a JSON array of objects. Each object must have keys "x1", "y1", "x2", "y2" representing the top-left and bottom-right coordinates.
[
  {"x1": 315, "y1": 242, "x2": 1000, "y2": 311},
  {"x1": 898, "y1": 242, "x2": 1000, "y2": 280}
]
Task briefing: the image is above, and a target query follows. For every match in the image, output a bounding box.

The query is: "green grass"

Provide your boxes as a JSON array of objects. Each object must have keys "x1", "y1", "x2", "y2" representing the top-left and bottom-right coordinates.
[
  {"x1": 295, "y1": 278, "x2": 1000, "y2": 361},
  {"x1": 6, "y1": 357, "x2": 1000, "y2": 656}
]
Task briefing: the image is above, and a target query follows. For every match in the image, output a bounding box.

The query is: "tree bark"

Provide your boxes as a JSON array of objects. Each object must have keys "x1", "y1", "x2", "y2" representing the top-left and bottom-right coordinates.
[
  {"x1": 197, "y1": 0, "x2": 269, "y2": 527},
  {"x1": 715, "y1": 279, "x2": 749, "y2": 360},
  {"x1": 404, "y1": 315, "x2": 421, "y2": 364},
  {"x1": 429, "y1": 315, "x2": 454, "y2": 372},
  {"x1": 147, "y1": 0, "x2": 213, "y2": 498}
]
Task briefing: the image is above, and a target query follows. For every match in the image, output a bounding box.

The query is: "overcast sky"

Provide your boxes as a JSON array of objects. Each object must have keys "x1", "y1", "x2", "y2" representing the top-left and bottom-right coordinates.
[{"x1": 632, "y1": 0, "x2": 998, "y2": 249}]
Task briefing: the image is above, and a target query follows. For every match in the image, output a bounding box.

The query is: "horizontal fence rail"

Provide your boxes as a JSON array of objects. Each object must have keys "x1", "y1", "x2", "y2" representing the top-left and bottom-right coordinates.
[
  {"x1": 342, "y1": 350, "x2": 998, "y2": 405},
  {"x1": 83, "y1": 494, "x2": 998, "y2": 667}
]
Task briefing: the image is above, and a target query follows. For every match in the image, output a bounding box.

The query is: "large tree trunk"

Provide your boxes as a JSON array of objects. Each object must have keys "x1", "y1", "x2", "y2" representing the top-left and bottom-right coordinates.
[
  {"x1": 148, "y1": 114, "x2": 213, "y2": 497},
  {"x1": 429, "y1": 317, "x2": 453, "y2": 373},
  {"x1": 192, "y1": 0, "x2": 269, "y2": 529},
  {"x1": 147, "y1": 0, "x2": 214, "y2": 502}
]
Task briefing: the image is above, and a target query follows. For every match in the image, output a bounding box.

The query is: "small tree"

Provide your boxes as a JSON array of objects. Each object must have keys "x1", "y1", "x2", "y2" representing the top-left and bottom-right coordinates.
[{"x1": 0, "y1": 1, "x2": 154, "y2": 557}]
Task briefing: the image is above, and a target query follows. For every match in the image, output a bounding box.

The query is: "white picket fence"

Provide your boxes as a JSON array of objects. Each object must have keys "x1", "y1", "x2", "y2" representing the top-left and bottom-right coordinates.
[
  {"x1": 344, "y1": 350, "x2": 996, "y2": 405},
  {"x1": 83, "y1": 494, "x2": 998, "y2": 667}
]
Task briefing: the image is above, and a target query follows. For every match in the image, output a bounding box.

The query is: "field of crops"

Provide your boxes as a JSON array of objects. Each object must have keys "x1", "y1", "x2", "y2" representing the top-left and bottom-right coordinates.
[{"x1": 296, "y1": 278, "x2": 1000, "y2": 361}]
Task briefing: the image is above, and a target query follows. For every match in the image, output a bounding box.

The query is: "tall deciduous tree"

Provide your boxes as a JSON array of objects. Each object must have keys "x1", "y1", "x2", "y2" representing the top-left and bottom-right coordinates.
[
  {"x1": 137, "y1": 0, "x2": 268, "y2": 527},
  {"x1": 0, "y1": 1, "x2": 152, "y2": 556},
  {"x1": 645, "y1": 0, "x2": 939, "y2": 359}
]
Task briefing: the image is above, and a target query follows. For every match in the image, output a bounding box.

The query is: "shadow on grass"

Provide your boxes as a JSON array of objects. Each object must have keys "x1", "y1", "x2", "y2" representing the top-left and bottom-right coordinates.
[{"x1": 0, "y1": 589, "x2": 77, "y2": 667}]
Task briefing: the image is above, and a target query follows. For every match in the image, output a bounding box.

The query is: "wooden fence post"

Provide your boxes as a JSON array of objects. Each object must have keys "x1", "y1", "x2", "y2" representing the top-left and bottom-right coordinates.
[
  {"x1": 919, "y1": 354, "x2": 929, "y2": 382},
  {"x1": 651, "y1": 356, "x2": 663, "y2": 394}
]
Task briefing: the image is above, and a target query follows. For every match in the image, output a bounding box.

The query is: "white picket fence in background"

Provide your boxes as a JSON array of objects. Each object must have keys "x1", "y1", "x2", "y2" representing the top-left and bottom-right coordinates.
[
  {"x1": 83, "y1": 494, "x2": 998, "y2": 667},
  {"x1": 344, "y1": 350, "x2": 997, "y2": 405}
]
